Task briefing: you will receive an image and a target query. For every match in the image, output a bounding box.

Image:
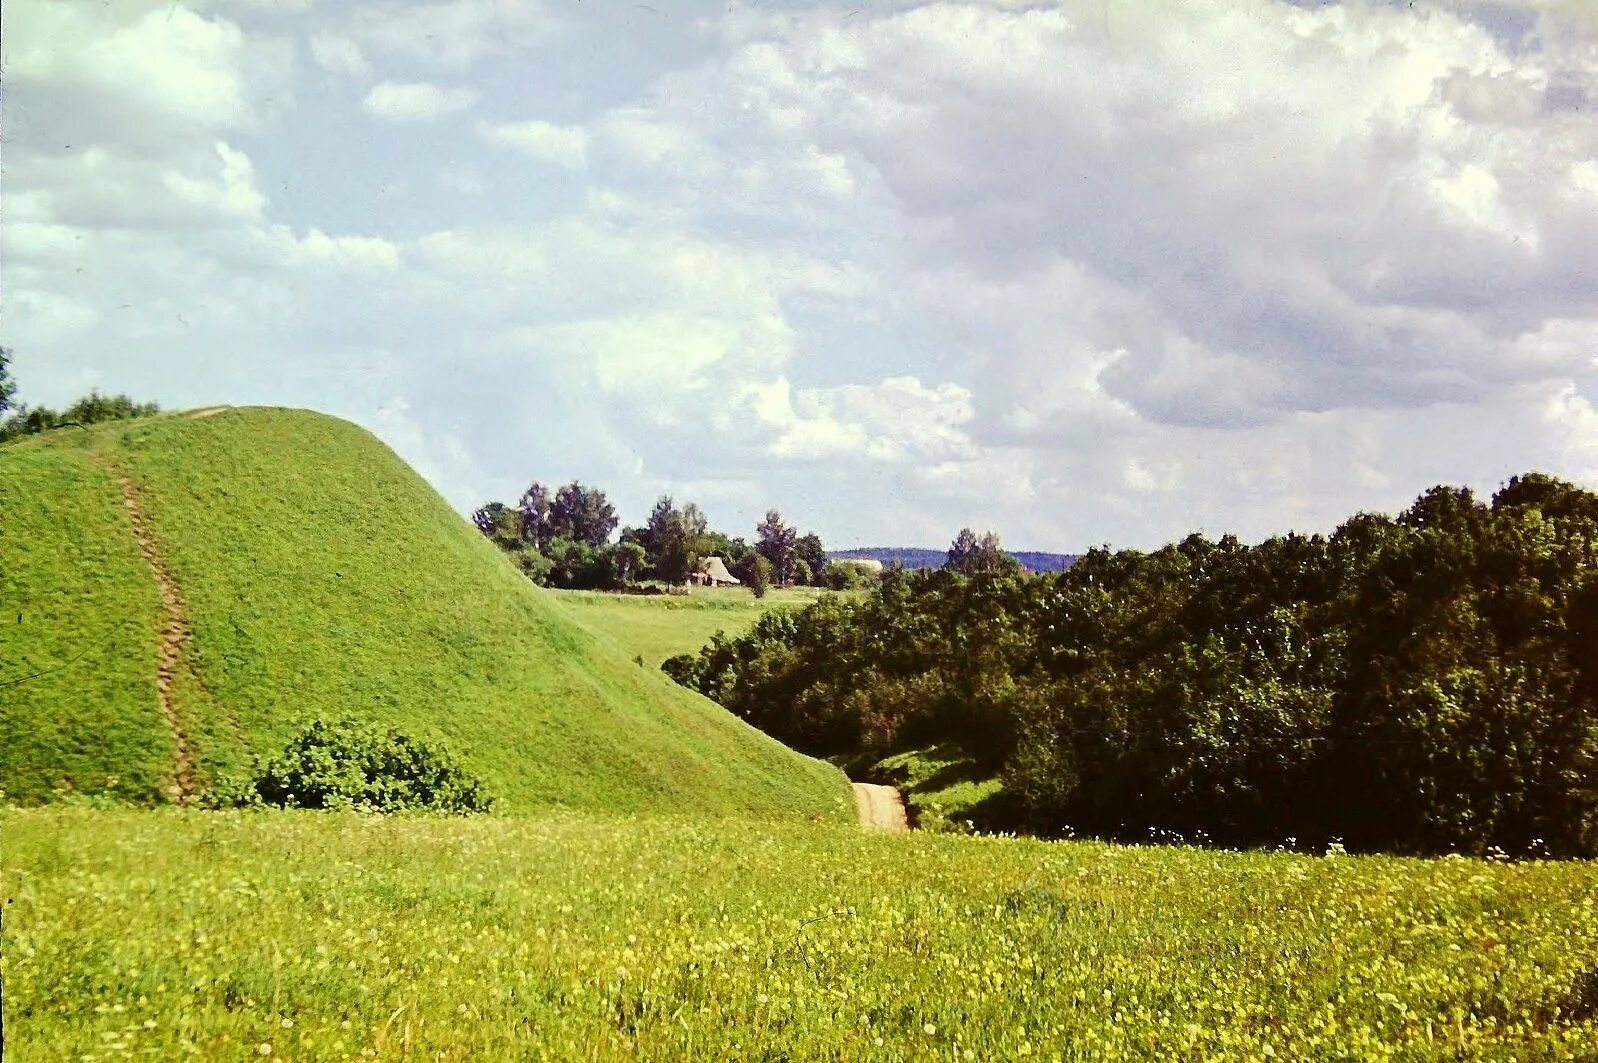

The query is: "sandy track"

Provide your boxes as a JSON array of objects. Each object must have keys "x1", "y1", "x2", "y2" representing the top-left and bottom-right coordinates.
[
  {"x1": 852, "y1": 783, "x2": 909, "y2": 831},
  {"x1": 96, "y1": 454, "x2": 199, "y2": 804}
]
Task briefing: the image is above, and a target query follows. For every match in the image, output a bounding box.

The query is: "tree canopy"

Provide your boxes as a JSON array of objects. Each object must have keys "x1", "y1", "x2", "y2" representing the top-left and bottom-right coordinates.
[
  {"x1": 472, "y1": 484, "x2": 830, "y2": 592},
  {"x1": 665, "y1": 473, "x2": 1598, "y2": 858}
]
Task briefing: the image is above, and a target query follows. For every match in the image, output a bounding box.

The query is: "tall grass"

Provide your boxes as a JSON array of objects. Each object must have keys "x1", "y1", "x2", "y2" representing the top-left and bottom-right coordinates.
[{"x1": 5, "y1": 808, "x2": 1596, "y2": 1060}]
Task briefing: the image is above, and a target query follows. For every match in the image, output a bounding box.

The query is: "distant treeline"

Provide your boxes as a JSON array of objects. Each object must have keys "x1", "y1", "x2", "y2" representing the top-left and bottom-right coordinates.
[
  {"x1": 829, "y1": 547, "x2": 1077, "y2": 572},
  {"x1": 0, "y1": 349, "x2": 159, "y2": 443},
  {"x1": 667, "y1": 474, "x2": 1598, "y2": 858},
  {"x1": 471, "y1": 484, "x2": 878, "y2": 594}
]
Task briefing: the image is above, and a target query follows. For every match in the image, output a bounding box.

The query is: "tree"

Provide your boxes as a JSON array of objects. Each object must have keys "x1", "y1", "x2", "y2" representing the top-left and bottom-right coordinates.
[
  {"x1": 747, "y1": 554, "x2": 774, "y2": 599},
  {"x1": 615, "y1": 541, "x2": 647, "y2": 586},
  {"x1": 0, "y1": 347, "x2": 15, "y2": 416},
  {"x1": 0, "y1": 386, "x2": 160, "y2": 444},
  {"x1": 756, "y1": 509, "x2": 798, "y2": 585},
  {"x1": 654, "y1": 501, "x2": 712, "y2": 585},
  {"x1": 946, "y1": 528, "x2": 1018, "y2": 575},
  {"x1": 550, "y1": 481, "x2": 618, "y2": 548},
  {"x1": 517, "y1": 482, "x2": 554, "y2": 548},
  {"x1": 795, "y1": 532, "x2": 827, "y2": 585},
  {"x1": 639, "y1": 495, "x2": 678, "y2": 563}
]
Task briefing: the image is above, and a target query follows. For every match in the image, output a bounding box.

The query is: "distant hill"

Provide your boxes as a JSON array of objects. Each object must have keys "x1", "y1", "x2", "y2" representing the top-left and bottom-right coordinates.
[
  {"x1": 0, "y1": 407, "x2": 848, "y2": 817},
  {"x1": 830, "y1": 547, "x2": 1077, "y2": 572}
]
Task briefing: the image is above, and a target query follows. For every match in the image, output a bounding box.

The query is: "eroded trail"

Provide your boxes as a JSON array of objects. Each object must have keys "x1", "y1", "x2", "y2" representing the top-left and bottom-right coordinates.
[
  {"x1": 852, "y1": 783, "x2": 909, "y2": 831},
  {"x1": 97, "y1": 455, "x2": 198, "y2": 804}
]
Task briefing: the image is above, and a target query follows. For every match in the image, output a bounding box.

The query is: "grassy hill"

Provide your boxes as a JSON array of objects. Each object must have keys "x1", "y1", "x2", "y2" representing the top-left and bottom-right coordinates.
[
  {"x1": 552, "y1": 586, "x2": 827, "y2": 669},
  {"x1": 0, "y1": 408, "x2": 848, "y2": 816}
]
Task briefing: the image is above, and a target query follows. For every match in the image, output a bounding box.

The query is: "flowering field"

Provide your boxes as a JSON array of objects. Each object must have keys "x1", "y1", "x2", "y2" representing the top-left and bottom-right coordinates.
[{"x1": 4, "y1": 809, "x2": 1596, "y2": 1061}]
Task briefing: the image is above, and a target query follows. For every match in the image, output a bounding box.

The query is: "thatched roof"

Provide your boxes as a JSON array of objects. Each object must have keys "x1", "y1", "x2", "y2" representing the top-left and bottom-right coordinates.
[{"x1": 701, "y1": 556, "x2": 740, "y2": 585}]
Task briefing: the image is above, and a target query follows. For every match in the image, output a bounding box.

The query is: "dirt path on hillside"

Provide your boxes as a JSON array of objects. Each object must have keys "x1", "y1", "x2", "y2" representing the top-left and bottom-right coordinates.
[
  {"x1": 852, "y1": 783, "x2": 909, "y2": 831},
  {"x1": 96, "y1": 455, "x2": 198, "y2": 804}
]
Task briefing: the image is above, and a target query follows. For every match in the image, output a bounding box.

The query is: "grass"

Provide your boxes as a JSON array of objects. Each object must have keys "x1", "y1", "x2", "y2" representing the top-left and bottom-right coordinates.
[
  {"x1": 0, "y1": 441, "x2": 169, "y2": 802},
  {"x1": 5, "y1": 807, "x2": 1598, "y2": 1060},
  {"x1": 551, "y1": 586, "x2": 827, "y2": 669},
  {"x1": 867, "y1": 745, "x2": 1005, "y2": 832},
  {"x1": 0, "y1": 408, "x2": 848, "y2": 817}
]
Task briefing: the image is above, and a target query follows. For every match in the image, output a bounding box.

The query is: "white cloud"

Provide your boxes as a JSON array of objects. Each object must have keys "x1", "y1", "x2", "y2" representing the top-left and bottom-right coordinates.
[
  {"x1": 361, "y1": 81, "x2": 477, "y2": 122},
  {"x1": 9, "y1": 0, "x2": 1598, "y2": 551},
  {"x1": 478, "y1": 120, "x2": 588, "y2": 169},
  {"x1": 162, "y1": 142, "x2": 268, "y2": 223}
]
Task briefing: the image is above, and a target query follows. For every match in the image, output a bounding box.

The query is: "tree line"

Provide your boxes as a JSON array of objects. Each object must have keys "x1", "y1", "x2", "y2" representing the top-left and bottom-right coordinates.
[
  {"x1": 471, "y1": 482, "x2": 871, "y2": 594},
  {"x1": 0, "y1": 349, "x2": 160, "y2": 443},
  {"x1": 665, "y1": 475, "x2": 1598, "y2": 858}
]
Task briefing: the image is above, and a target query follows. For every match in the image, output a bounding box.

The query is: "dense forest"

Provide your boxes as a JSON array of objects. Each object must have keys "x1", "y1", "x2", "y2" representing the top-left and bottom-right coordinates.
[{"x1": 666, "y1": 474, "x2": 1598, "y2": 858}]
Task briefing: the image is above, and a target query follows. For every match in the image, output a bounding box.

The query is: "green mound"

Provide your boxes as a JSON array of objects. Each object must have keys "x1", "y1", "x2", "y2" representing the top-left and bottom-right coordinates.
[{"x1": 0, "y1": 408, "x2": 848, "y2": 816}]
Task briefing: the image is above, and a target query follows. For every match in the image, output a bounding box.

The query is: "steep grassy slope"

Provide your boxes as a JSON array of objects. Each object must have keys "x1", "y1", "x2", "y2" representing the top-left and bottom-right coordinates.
[
  {"x1": 552, "y1": 586, "x2": 826, "y2": 668},
  {"x1": 0, "y1": 408, "x2": 848, "y2": 816},
  {"x1": 0, "y1": 441, "x2": 169, "y2": 802}
]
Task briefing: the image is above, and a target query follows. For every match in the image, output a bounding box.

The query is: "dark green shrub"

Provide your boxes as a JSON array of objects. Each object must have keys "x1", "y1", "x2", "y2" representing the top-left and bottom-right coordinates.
[{"x1": 205, "y1": 719, "x2": 492, "y2": 813}]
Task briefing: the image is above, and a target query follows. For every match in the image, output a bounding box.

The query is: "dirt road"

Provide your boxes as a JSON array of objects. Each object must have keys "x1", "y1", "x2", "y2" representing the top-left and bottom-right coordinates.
[{"x1": 852, "y1": 783, "x2": 909, "y2": 831}]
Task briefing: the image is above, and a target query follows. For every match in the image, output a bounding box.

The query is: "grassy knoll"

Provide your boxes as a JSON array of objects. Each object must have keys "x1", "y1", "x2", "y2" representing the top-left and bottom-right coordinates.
[
  {"x1": 552, "y1": 586, "x2": 826, "y2": 668},
  {"x1": 5, "y1": 807, "x2": 1598, "y2": 1060},
  {"x1": 0, "y1": 409, "x2": 847, "y2": 817}
]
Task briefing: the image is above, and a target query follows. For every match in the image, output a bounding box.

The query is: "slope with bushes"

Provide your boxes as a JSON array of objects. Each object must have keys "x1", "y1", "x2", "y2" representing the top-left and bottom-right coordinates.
[{"x1": 0, "y1": 408, "x2": 848, "y2": 817}]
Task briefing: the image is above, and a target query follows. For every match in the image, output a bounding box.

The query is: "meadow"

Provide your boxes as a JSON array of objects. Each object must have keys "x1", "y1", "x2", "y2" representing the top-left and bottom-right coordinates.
[
  {"x1": 5, "y1": 807, "x2": 1597, "y2": 1061},
  {"x1": 552, "y1": 586, "x2": 828, "y2": 669}
]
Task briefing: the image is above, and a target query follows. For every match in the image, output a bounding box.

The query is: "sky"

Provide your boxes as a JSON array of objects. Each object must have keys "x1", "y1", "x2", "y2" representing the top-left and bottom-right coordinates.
[{"x1": 4, "y1": 0, "x2": 1597, "y2": 552}]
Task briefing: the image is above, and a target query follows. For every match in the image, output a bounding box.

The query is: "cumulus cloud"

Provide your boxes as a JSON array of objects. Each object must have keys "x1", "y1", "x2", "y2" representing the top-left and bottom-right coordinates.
[
  {"x1": 478, "y1": 120, "x2": 588, "y2": 169},
  {"x1": 9, "y1": 0, "x2": 1598, "y2": 550},
  {"x1": 361, "y1": 81, "x2": 478, "y2": 122}
]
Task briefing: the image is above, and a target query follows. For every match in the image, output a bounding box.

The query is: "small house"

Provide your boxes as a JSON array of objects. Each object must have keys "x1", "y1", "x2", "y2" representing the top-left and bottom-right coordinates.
[{"x1": 691, "y1": 556, "x2": 742, "y2": 587}]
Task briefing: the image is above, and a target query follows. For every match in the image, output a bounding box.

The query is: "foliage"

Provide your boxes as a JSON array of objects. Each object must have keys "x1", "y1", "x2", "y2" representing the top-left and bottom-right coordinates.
[
  {"x1": 0, "y1": 408, "x2": 849, "y2": 816},
  {"x1": 757, "y1": 509, "x2": 798, "y2": 585},
  {"x1": 823, "y1": 560, "x2": 879, "y2": 591},
  {"x1": 0, "y1": 345, "x2": 14, "y2": 415},
  {"x1": 747, "y1": 553, "x2": 774, "y2": 598},
  {"x1": 204, "y1": 719, "x2": 492, "y2": 813},
  {"x1": 0, "y1": 388, "x2": 161, "y2": 444},
  {"x1": 668, "y1": 475, "x2": 1598, "y2": 856},
  {"x1": 7, "y1": 808, "x2": 1598, "y2": 1059},
  {"x1": 635, "y1": 496, "x2": 714, "y2": 585},
  {"x1": 551, "y1": 481, "x2": 619, "y2": 548},
  {"x1": 947, "y1": 527, "x2": 1021, "y2": 576},
  {"x1": 796, "y1": 531, "x2": 827, "y2": 582},
  {"x1": 478, "y1": 487, "x2": 831, "y2": 591}
]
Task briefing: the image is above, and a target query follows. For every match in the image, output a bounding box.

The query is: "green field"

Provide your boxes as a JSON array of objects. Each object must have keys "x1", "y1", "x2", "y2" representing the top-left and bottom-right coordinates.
[
  {"x1": 5, "y1": 808, "x2": 1597, "y2": 1061},
  {"x1": 0, "y1": 409, "x2": 847, "y2": 817},
  {"x1": 552, "y1": 586, "x2": 827, "y2": 669}
]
